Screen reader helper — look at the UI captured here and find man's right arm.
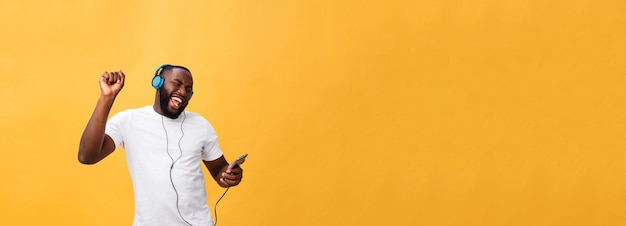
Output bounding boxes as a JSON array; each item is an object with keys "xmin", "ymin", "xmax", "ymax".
[{"xmin": 78, "ymin": 70, "xmax": 125, "ymax": 164}]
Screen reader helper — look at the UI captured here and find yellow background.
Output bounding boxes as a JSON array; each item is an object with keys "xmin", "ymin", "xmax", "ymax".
[{"xmin": 1, "ymin": 1, "xmax": 625, "ymax": 225}]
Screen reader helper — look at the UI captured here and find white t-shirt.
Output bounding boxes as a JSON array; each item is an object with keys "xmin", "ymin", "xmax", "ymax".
[{"xmin": 106, "ymin": 106, "xmax": 223, "ymax": 226}]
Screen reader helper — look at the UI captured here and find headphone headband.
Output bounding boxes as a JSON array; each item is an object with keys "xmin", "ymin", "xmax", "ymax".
[{"xmin": 155, "ymin": 64, "xmax": 172, "ymax": 76}]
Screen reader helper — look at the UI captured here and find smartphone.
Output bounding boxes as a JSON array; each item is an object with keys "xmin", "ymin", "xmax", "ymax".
[{"xmin": 228, "ymin": 153, "xmax": 248, "ymax": 170}]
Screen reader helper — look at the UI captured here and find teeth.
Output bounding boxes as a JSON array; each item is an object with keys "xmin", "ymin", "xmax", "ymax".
[{"xmin": 171, "ymin": 97, "xmax": 182, "ymax": 107}]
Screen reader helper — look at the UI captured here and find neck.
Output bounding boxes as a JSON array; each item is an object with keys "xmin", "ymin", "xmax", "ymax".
[{"xmin": 153, "ymin": 92, "xmax": 163, "ymax": 116}]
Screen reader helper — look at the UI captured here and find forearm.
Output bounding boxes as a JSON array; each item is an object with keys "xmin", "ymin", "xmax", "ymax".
[{"xmin": 78, "ymin": 95, "xmax": 116, "ymax": 164}]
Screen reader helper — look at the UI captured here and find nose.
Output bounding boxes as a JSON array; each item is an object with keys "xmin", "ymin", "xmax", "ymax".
[{"xmin": 177, "ymin": 87, "xmax": 192, "ymax": 100}]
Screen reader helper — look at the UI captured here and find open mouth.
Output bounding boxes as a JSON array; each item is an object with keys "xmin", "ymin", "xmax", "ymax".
[{"xmin": 170, "ymin": 96, "xmax": 185, "ymax": 109}]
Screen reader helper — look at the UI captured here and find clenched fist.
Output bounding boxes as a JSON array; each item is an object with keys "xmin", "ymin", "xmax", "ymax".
[{"xmin": 100, "ymin": 70, "xmax": 125, "ymax": 97}]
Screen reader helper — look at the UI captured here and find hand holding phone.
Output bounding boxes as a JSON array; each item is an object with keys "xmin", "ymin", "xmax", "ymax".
[{"xmin": 228, "ymin": 153, "xmax": 248, "ymax": 170}]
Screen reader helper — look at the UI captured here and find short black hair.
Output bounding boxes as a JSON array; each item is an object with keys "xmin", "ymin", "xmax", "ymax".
[{"xmin": 160, "ymin": 65, "xmax": 191, "ymax": 76}]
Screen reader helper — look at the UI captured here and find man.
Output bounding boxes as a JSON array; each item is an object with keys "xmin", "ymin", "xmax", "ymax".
[{"xmin": 78, "ymin": 64, "xmax": 243, "ymax": 226}]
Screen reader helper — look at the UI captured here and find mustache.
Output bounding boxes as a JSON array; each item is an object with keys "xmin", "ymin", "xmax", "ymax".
[{"xmin": 159, "ymin": 89, "xmax": 187, "ymax": 119}]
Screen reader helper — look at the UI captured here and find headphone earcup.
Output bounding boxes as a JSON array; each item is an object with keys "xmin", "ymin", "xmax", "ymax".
[
  {"xmin": 152, "ymin": 75, "xmax": 164, "ymax": 89},
  {"xmin": 152, "ymin": 64, "xmax": 171, "ymax": 90},
  {"xmin": 189, "ymin": 91, "xmax": 193, "ymax": 100}
]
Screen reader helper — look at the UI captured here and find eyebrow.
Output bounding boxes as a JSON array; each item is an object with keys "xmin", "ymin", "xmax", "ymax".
[
  {"xmin": 171, "ymin": 78, "xmax": 187, "ymax": 84},
  {"xmin": 172, "ymin": 78, "xmax": 193, "ymax": 87}
]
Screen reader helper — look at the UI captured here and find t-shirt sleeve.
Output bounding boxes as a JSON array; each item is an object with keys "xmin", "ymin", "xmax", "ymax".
[
  {"xmin": 202, "ymin": 121, "xmax": 223, "ymax": 161},
  {"xmin": 105, "ymin": 111, "xmax": 126, "ymax": 149}
]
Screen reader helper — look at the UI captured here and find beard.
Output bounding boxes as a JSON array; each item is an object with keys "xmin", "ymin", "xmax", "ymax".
[{"xmin": 159, "ymin": 88, "xmax": 187, "ymax": 119}]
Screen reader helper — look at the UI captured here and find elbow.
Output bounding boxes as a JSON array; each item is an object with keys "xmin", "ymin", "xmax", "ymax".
[
  {"xmin": 78, "ymin": 155, "xmax": 97, "ymax": 165},
  {"xmin": 78, "ymin": 158, "xmax": 97, "ymax": 165},
  {"xmin": 77, "ymin": 150, "xmax": 99, "ymax": 165}
]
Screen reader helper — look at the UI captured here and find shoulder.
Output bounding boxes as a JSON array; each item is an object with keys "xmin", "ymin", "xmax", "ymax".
[
  {"xmin": 183, "ymin": 110, "xmax": 209, "ymax": 123},
  {"xmin": 115, "ymin": 106, "xmax": 153, "ymax": 115},
  {"xmin": 183, "ymin": 110, "xmax": 218, "ymax": 130},
  {"xmin": 110, "ymin": 106, "xmax": 154, "ymax": 120}
]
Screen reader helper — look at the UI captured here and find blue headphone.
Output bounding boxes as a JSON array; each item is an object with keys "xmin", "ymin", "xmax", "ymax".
[
  {"xmin": 152, "ymin": 64, "xmax": 193, "ymax": 99},
  {"xmin": 151, "ymin": 64, "xmax": 170, "ymax": 89}
]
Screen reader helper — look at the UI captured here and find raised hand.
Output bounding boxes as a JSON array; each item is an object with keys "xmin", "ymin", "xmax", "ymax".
[
  {"xmin": 99, "ymin": 70, "xmax": 126, "ymax": 97},
  {"xmin": 78, "ymin": 69, "xmax": 126, "ymax": 164}
]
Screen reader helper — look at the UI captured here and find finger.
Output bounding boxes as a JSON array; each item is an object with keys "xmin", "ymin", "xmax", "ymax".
[
  {"xmin": 222, "ymin": 177, "xmax": 240, "ymax": 186},
  {"xmin": 222, "ymin": 171, "xmax": 242, "ymax": 181},
  {"xmin": 229, "ymin": 180, "xmax": 240, "ymax": 186},
  {"xmin": 118, "ymin": 69, "xmax": 126, "ymax": 84},
  {"xmin": 109, "ymin": 72, "xmax": 120, "ymax": 84},
  {"xmin": 227, "ymin": 163, "xmax": 244, "ymax": 173},
  {"xmin": 229, "ymin": 167, "xmax": 242, "ymax": 175},
  {"xmin": 104, "ymin": 72, "xmax": 115, "ymax": 85},
  {"xmin": 220, "ymin": 177, "xmax": 238, "ymax": 187},
  {"xmin": 219, "ymin": 178, "xmax": 229, "ymax": 187},
  {"xmin": 221, "ymin": 172, "xmax": 234, "ymax": 180},
  {"xmin": 101, "ymin": 72, "xmax": 111, "ymax": 83}
]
